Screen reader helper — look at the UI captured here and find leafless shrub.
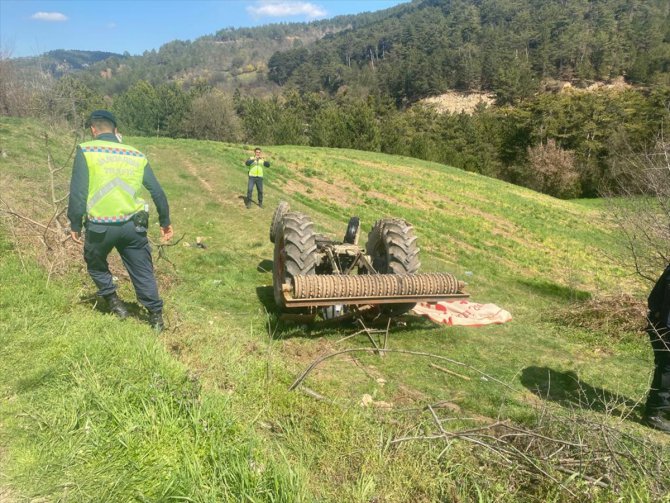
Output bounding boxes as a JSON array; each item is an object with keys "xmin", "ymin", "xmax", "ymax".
[
  {"xmin": 604, "ymin": 134, "xmax": 670, "ymax": 282},
  {"xmin": 392, "ymin": 396, "xmax": 669, "ymax": 500},
  {"xmin": 0, "ymin": 131, "xmax": 80, "ymax": 281},
  {"xmin": 525, "ymin": 139, "xmax": 581, "ymax": 199},
  {"xmin": 33, "ymin": 74, "xmax": 103, "ymax": 129},
  {"xmin": 552, "ymin": 293, "xmax": 647, "ymax": 340},
  {"xmin": 291, "ymin": 344, "xmax": 668, "ymax": 499},
  {"xmin": 0, "ymin": 51, "xmax": 34, "ymax": 117}
]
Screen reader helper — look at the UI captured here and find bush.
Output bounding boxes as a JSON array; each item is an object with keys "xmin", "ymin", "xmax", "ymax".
[
  {"xmin": 525, "ymin": 139, "xmax": 581, "ymax": 199},
  {"xmin": 0, "ymin": 57, "xmax": 34, "ymax": 117},
  {"xmin": 180, "ymin": 89, "xmax": 242, "ymax": 142}
]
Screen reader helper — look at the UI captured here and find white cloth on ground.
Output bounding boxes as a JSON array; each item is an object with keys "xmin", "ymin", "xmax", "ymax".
[{"xmin": 411, "ymin": 300, "xmax": 512, "ymax": 327}]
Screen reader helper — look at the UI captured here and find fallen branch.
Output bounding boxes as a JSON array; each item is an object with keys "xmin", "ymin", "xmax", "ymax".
[
  {"xmin": 556, "ymin": 467, "xmax": 610, "ymax": 489},
  {"xmin": 155, "ymin": 233, "xmax": 186, "ymax": 269},
  {"xmin": 0, "ymin": 201, "xmax": 60, "ymax": 234},
  {"xmin": 429, "ymin": 362, "xmax": 471, "ymax": 381},
  {"xmin": 299, "ymin": 386, "xmax": 335, "ymax": 403},
  {"xmin": 289, "ymin": 347, "xmax": 516, "ymax": 392}
]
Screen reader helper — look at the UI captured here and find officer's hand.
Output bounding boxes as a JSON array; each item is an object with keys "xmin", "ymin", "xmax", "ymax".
[
  {"xmin": 70, "ymin": 231, "xmax": 82, "ymax": 244},
  {"xmin": 160, "ymin": 225, "xmax": 174, "ymax": 242}
]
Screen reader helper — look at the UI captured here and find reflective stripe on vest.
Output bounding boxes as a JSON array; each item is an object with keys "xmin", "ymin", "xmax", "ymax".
[
  {"xmin": 81, "ymin": 139, "xmax": 147, "ymax": 223},
  {"xmin": 247, "ymin": 158, "xmax": 264, "ymax": 177}
]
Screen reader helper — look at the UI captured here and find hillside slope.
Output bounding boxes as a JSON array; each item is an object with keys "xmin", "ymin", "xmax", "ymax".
[
  {"xmin": 0, "ymin": 117, "xmax": 666, "ymax": 502},
  {"xmin": 11, "ymin": 2, "xmax": 414, "ymax": 96}
]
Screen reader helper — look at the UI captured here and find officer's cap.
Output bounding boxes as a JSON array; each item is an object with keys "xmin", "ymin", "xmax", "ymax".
[{"xmin": 89, "ymin": 109, "xmax": 117, "ymax": 127}]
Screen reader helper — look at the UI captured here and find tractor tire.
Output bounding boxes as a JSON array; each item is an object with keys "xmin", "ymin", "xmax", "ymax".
[
  {"xmin": 365, "ymin": 218, "xmax": 421, "ymax": 316},
  {"xmin": 273, "ymin": 211, "xmax": 317, "ymax": 309},
  {"xmin": 269, "ymin": 200, "xmax": 290, "ymax": 244}
]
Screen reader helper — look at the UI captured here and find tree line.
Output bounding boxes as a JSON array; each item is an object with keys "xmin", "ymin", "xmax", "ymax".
[
  {"xmin": 269, "ymin": 0, "xmax": 670, "ymax": 105},
  {"xmin": 6, "ymin": 68, "xmax": 666, "ymax": 199},
  {"xmin": 21, "ymin": 0, "xmax": 669, "ymax": 107}
]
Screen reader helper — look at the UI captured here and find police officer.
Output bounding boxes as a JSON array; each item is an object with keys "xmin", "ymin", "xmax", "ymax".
[
  {"xmin": 244, "ymin": 147, "xmax": 270, "ymax": 208},
  {"xmin": 68, "ymin": 110, "xmax": 173, "ymax": 331},
  {"xmin": 642, "ymin": 263, "xmax": 670, "ymax": 433}
]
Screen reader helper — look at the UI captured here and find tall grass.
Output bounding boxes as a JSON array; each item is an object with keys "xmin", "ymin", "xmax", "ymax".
[{"xmin": 0, "ymin": 235, "xmax": 307, "ymax": 502}]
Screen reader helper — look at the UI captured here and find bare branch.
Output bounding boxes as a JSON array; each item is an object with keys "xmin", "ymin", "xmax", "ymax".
[{"xmin": 289, "ymin": 347, "xmax": 517, "ymax": 392}]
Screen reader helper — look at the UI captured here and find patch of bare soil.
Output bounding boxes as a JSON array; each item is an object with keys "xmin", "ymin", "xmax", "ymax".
[
  {"xmin": 0, "ymin": 488, "xmax": 16, "ymax": 503},
  {"xmin": 179, "ymin": 154, "xmax": 238, "ymax": 209},
  {"xmin": 365, "ymin": 188, "xmax": 415, "ymax": 209},
  {"xmin": 281, "ymin": 162, "xmax": 416, "ymax": 211},
  {"xmin": 417, "ymin": 91, "xmax": 496, "ymax": 114},
  {"xmin": 390, "ymin": 383, "xmax": 432, "ymax": 407},
  {"xmin": 300, "ymin": 158, "xmax": 420, "ymax": 209},
  {"xmin": 349, "ymin": 158, "xmax": 413, "ymax": 175},
  {"xmin": 544, "ymin": 76, "xmax": 632, "ymax": 94},
  {"xmin": 182, "ymin": 158, "xmax": 215, "ymax": 194},
  {"xmin": 281, "ymin": 337, "xmax": 338, "ymax": 367},
  {"xmin": 283, "ymin": 177, "xmax": 354, "ymax": 205}
]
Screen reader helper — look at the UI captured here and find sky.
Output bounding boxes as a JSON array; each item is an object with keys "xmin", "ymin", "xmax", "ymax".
[{"xmin": 0, "ymin": 0, "xmax": 408, "ymax": 58}]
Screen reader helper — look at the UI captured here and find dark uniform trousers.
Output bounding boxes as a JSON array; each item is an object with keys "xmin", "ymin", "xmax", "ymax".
[
  {"xmin": 247, "ymin": 176, "xmax": 263, "ymax": 206},
  {"xmin": 84, "ymin": 220, "xmax": 163, "ymax": 313},
  {"xmin": 646, "ymin": 321, "xmax": 670, "ymax": 414}
]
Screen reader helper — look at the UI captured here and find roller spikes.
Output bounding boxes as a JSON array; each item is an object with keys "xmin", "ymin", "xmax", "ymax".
[{"xmin": 292, "ymin": 272, "xmax": 462, "ymax": 300}]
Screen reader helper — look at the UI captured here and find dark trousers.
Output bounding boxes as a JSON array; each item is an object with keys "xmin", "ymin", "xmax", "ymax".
[
  {"xmin": 84, "ymin": 220, "xmax": 163, "ymax": 313},
  {"xmin": 645, "ymin": 321, "xmax": 670, "ymax": 414},
  {"xmin": 246, "ymin": 176, "xmax": 263, "ymax": 205}
]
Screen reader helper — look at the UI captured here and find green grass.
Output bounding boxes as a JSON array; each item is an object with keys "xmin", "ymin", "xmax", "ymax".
[
  {"xmin": 1, "ymin": 117, "xmax": 668, "ymax": 502},
  {"xmin": 0, "ymin": 234, "xmax": 307, "ymax": 502}
]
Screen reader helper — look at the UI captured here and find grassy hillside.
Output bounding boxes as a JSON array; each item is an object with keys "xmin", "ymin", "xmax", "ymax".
[{"xmin": 0, "ymin": 116, "xmax": 667, "ymax": 502}]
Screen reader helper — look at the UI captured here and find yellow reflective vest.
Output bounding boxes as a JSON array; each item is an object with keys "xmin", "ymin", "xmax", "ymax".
[
  {"xmin": 247, "ymin": 157, "xmax": 266, "ymax": 177},
  {"xmin": 81, "ymin": 139, "xmax": 147, "ymax": 223}
]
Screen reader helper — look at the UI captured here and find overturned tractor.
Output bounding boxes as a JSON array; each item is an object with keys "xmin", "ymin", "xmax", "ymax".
[{"xmin": 270, "ymin": 201, "xmax": 468, "ymax": 320}]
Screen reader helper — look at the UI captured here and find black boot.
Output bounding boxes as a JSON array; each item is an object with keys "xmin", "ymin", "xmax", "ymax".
[
  {"xmin": 642, "ymin": 412, "xmax": 670, "ymax": 434},
  {"xmin": 148, "ymin": 310, "xmax": 164, "ymax": 332},
  {"xmin": 104, "ymin": 293, "xmax": 129, "ymax": 320}
]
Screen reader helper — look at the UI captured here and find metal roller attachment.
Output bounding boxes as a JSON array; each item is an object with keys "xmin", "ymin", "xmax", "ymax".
[{"xmin": 284, "ymin": 273, "xmax": 468, "ymax": 307}]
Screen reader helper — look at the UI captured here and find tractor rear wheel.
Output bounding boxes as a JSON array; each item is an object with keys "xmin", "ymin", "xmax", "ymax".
[
  {"xmin": 269, "ymin": 200, "xmax": 290, "ymax": 243},
  {"xmin": 365, "ymin": 218, "xmax": 421, "ymax": 316},
  {"xmin": 273, "ymin": 211, "xmax": 317, "ymax": 309}
]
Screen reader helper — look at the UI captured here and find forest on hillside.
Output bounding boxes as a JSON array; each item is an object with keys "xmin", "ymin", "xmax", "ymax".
[
  {"xmin": 10, "ymin": 3, "xmax": 410, "ymax": 97},
  {"xmin": 1, "ymin": 0, "xmax": 669, "ymax": 199},
  {"xmin": 269, "ymin": 0, "xmax": 670, "ymax": 104}
]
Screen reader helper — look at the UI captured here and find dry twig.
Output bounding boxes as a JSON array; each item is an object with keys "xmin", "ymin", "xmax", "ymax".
[
  {"xmin": 288, "ymin": 347, "xmax": 514, "ymax": 392},
  {"xmin": 429, "ymin": 362, "xmax": 471, "ymax": 381}
]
